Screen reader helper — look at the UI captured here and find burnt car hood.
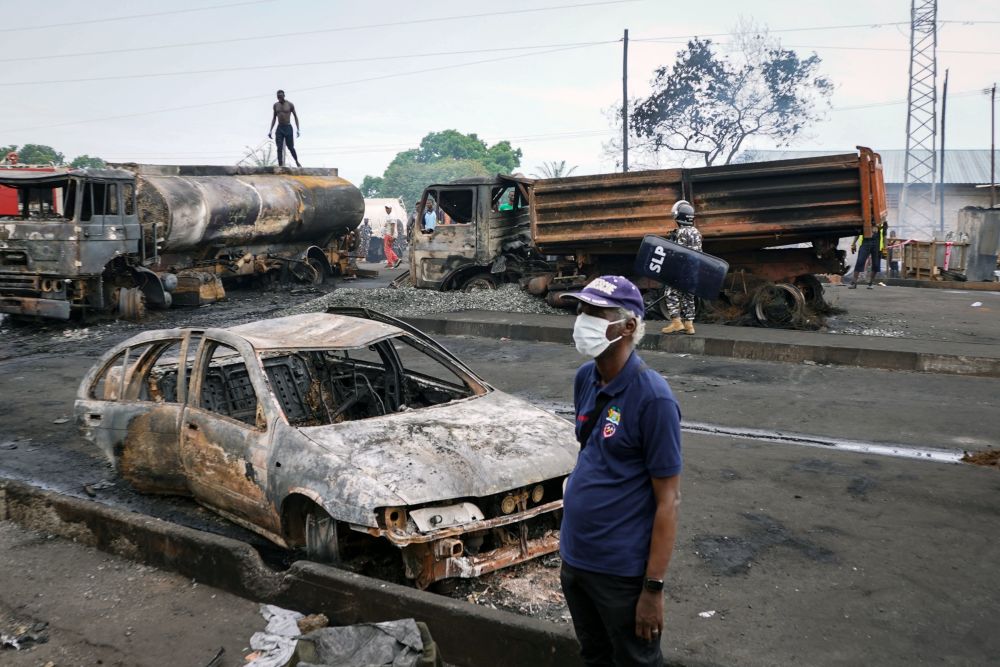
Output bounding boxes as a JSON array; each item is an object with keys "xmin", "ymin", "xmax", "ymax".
[{"xmin": 298, "ymin": 390, "xmax": 578, "ymax": 507}]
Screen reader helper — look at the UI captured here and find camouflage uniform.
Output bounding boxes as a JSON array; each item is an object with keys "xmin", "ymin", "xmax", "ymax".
[{"xmin": 664, "ymin": 225, "xmax": 703, "ymax": 320}]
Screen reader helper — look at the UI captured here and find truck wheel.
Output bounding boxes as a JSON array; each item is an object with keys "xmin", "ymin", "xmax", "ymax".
[
  {"xmin": 304, "ymin": 506, "xmax": 341, "ymax": 563},
  {"xmin": 306, "ymin": 258, "xmax": 326, "ymax": 285},
  {"xmin": 461, "ymin": 273, "xmax": 497, "ymax": 292},
  {"xmin": 116, "ymin": 287, "xmax": 146, "ymax": 321},
  {"xmin": 794, "ymin": 274, "xmax": 825, "ymax": 309},
  {"xmin": 753, "ymin": 283, "xmax": 804, "ymax": 328}
]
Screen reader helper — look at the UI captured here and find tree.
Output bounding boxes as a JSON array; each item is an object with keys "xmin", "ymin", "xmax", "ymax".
[
  {"xmin": 362, "ymin": 130, "xmax": 523, "ymax": 206},
  {"xmin": 0, "ymin": 144, "xmax": 66, "ymax": 165},
  {"xmin": 70, "ymin": 155, "xmax": 106, "ymax": 169},
  {"xmin": 12, "ymin": 144, "xmax": 65, "ymax": 165},
  {"xmin": 531, "ymin": 160, "xmax": 578, "ymax": 179},
  {"xmin": 612, "ymin": 22, "xmax": 832, "ymax": 167}
]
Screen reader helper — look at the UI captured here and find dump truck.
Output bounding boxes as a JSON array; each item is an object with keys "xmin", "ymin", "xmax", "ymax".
[
  {"xmin": 407, "ymin": 147, "xmax": 887, "ymax": 325},
  {"xmin": 0, "ymin": 164, "xmax": 364, "ymax": 320}
]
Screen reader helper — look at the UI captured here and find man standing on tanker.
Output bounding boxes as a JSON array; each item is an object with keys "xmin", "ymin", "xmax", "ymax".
[
  {"xmin": 661, "ymin": 200, "xmax": 703, "ymax": 335},
  {"xmin": 268, "ymin": 89, "xmax": 302, "ymax": 167}
]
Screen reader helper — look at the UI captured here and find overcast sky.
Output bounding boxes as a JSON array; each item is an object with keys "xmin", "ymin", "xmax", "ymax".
[{"xmin": 1, "ymin": 0, "xmax": 997, "ymax": 185}]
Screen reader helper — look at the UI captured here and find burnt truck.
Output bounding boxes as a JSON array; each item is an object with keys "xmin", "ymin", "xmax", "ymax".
[
  {"xmin": 0, "ymin": 164, "xmax": 364, "ymax": 321},
  {"xmin": 407, "ymin": 147, "xmax": 888, "ymax": 325}
]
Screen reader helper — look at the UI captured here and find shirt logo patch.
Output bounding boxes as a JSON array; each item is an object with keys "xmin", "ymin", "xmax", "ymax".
[
  {"xmin": 603, "ymin": 423, "xmax": 617, "ymax": 438},
  {"xmin": 606, "ymin": 406, "xmax": 621, "ymax": 425}
]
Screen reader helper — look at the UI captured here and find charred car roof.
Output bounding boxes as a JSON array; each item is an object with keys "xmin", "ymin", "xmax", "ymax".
[{"xmin": 223, "ymin": 312, "xmax": 403, "ymax": 351}]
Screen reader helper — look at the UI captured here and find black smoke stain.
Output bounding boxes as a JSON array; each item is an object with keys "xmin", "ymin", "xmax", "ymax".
[{"xmin": 692, "ymin": 512, "xmax": 836, "ymax": 576}]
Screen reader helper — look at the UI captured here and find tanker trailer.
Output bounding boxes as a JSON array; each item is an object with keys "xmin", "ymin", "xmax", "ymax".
[{"xmin": 0, "ymin": 164, "xmax": 363, "ymax": 321}]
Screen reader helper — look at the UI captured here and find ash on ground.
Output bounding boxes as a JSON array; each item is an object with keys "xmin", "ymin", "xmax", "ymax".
[
  {"xmin": 279, "ymin": 284, "xmax": 569, "ymax": 318},
  {"xmin": 448, "ymin": 554, "xmax": 571, "ymax": 623}
]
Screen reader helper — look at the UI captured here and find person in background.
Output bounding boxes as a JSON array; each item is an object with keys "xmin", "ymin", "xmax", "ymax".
[
  {"xmin": 382, "ymin": 204, "xmax": 402, "ymax": 268},
  {"xmin": 422, "ymin": 199, "xmax": 438, "ymax": 234},
  {"xmin": 887, "ymin": 229, "xmax": 900, "ymax": 279},
  {"xmin": 849, "ymin": 220, "xmax": 886, "ymax": 289},
  {"xmin": 559, "ymin": 275, "xmax": 683, "ymax": 667},
  {"xmin": 661, "ymin": 200, "xmax": 703, "ymax": 335},
  {"xmin": 499, "ymin": 189, "xmax": 517, "ymax": 211}
]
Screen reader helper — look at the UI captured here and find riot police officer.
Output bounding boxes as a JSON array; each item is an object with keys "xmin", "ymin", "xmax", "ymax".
[{"xmin": 661, "ymin": 200, "xmax": 703, "ymax": 335}]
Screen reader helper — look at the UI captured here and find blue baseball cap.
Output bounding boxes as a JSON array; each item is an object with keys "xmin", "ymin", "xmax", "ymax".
[{"xmin": 561, "ymin": 275, "xmax": 645, "ymax": 319}]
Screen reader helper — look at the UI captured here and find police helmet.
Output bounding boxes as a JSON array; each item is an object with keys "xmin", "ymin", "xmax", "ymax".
[{"xmin": 671, "ymin": 200, "xmax": 695, "ymax": 225}]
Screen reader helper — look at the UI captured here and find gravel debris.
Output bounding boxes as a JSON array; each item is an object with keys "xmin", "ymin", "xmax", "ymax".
[{"xmin": 278, "ymin": 284, "xmax": 570, "ymax": 318}]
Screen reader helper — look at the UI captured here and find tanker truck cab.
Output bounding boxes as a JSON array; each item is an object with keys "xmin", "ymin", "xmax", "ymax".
[
  {"xmin": 0, "ymin": 166, "xmax": 143, "ymax": 320},
  {"xmin": 410, "ymin": 175, "xmax": 533, "ymax": 291}
]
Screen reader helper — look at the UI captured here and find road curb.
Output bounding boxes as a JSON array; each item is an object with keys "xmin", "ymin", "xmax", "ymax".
[
  {"xmin": 0, "ymin": 478, "xmax": 582, "ymax": 667},
  {"xmin": 401, "ymin": 315, "xmax": 1000, "ymax": 378}
]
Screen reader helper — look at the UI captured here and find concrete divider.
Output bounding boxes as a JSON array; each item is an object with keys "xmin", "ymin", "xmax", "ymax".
[
  {"xmin": 0, "ymin": 478, "xmax": 585, "ymax": 667},
  {"xmin": 401, "ymin": 313, "xmax": 1000, "ymax": 378}
]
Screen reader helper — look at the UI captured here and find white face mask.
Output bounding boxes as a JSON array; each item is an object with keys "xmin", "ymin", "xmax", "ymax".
[{"xmin": 573, "ymin": 313, "xmax": 626, "ymax": 358}]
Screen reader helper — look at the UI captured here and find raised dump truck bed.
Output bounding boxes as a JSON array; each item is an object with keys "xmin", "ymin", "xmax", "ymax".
[
  {"xmin": 407, "ymin": 147, "xmax": 887, "ymax": 326},
  {"xmin": 530, "ymin": 148, "xmax": 886, "ymax": 256}
]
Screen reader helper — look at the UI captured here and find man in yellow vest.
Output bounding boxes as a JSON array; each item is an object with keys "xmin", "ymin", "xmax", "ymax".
[{"xmin": 849, "ymin": 221, "xmax": 886, "ymax": 289}]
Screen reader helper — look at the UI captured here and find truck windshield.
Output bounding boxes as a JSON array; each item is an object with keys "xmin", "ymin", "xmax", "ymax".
[{"xmin": 0, "ymin": 179, "xmax": 73, "ymax": 220}]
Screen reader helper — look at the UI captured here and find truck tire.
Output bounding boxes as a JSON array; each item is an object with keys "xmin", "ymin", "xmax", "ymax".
[
  {"xmin": 304, "ymin": 506, "xmax": 341, "ymax": 563},
  {"xmin": 753, "ymin": 283, "xmax": 804, "ymax": 328},
  {"xmin": 794, "ymin": 274, "xmax": 825, "ymax": 309},
  {"xmin": 116, "ymin": 287, "xmax": 147, "ymax": 321},
  {"xmin": 460, "ymin": 273, "xmax": 497, "ymax": 292}
]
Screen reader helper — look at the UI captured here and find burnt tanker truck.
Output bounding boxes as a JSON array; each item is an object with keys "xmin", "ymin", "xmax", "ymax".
[
  {"xmin": 406, "ymin": 147, "xmax": 888, "ymax": 326},
  {"xmin": 0, "ymin": 164, "xmax": 364, "ymax": 321}
]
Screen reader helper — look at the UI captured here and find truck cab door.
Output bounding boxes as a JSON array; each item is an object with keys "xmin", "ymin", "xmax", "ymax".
[{"xmin": 409, "ymin": 185, "xmax": 480, "ymax": 290}]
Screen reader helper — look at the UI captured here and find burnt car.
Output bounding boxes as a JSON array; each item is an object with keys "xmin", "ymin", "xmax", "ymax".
[{"xmin": 74, "ymin": 308, "xmax": 577, "ymax": 588}]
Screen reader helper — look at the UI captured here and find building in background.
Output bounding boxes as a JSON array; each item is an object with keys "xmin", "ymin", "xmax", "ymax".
[{"xmin": 747, "ymin": 150, "xmax": 999, "ymax": 240}]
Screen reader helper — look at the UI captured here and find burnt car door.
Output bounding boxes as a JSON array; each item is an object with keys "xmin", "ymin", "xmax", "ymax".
[
  {"xmin": 180, "ymin": 332, "xmax": 280, "ymax": 534},
  {"xmin": 75, "ymin": 331, "xmax": 193, "ymax": 492}
]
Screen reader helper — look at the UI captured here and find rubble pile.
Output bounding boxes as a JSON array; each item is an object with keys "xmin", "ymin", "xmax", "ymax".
[{"xmin": 279, "ymin": 284, "xmax": 569, "ymax": 318}]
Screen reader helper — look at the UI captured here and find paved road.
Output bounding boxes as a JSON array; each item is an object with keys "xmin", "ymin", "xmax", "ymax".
[{"xmin": 2, "ymin": 321, "xmax": 999, "ymax": 665}]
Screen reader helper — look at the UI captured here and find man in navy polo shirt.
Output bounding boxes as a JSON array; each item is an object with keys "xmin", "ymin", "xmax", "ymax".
[{"xmin": 560, "ymin": 275, "xmax": 682, "ymax": 666}]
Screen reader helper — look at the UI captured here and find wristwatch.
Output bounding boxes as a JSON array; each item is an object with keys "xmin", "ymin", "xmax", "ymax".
[{"xmin": 644, "ymin": 577, "xmax": 664, "ymax": 593}]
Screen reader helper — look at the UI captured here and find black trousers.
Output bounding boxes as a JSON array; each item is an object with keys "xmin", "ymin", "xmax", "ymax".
[
  {"xmin": 275, "ymin": 124, "xmax": 298, "ymax": 166},
  {"xmin": 561, "ymin": 562, "xmax": 663, "ymax": 667},
  {"xmin": 852, "ymin": 238, "xmax": 881, "ymax": 284}
]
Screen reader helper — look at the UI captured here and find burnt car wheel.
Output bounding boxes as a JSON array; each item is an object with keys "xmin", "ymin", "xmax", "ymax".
[{"xmin": 304, "ymin": 506, "xmax": 341, "ymax": 563}]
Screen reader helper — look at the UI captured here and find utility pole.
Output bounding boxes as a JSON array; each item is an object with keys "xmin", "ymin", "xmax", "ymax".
[
  {"xmin": 939, "ymin": 68, "xmax": 948, "ymax": 235},
  {"xmin": 899, "ymin": 0, "xmax": 938, "ymax": 238},
  {"xmin": 992, "ymin": 83, "xmax": 996, "ymax": 208},
  {"xmin": 622, "ymin": 28, "xmax": 629, "ymax": 173}
]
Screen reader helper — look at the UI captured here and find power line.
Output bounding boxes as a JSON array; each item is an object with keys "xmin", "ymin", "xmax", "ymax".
[
  {"xmin": 633, "ymin": 39, "xmax": 1000, "ymax": 57},
  {"xmin": 101, "ymin": 130, "xmax": 614, "ymax": 160},
  {"xmin": 0, "ymin": 0, "xmax": 637, "ymax": 64},
  {"xmin": 0, "ymin": 0, "xmax": 275, "ymax": 33},
  {"xmin": 6, "ymin": 42, "xmax": 612, "ymax": 133},
  {"xmin": 0, "ymin": 40, "xmax": 614, "ymax": 87},
  {"xmin": 630, "ymin": 18, "xmax": 999, "ymax": 43}
]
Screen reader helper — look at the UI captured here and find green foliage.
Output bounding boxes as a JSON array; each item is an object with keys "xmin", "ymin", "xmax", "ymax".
[
  {"xmin": 69, "ymin": 155, "xmax": 106, "ymax": 169},
  {"xmin": 363, "ymin": 130, "xmax": 522, "ymax": 205},
  {"xmin": 360, "ymin": 175, "xmax": 384, "ymax": 198},
  {"xmin": 624, "ymin": 26, "xmax": 832, "ymax": 166},
  {"xmin": 8, "ymin": 144, "xmax": 65, "ymax": 165},
  {"xmin": 1, "ymin": 144, "xmax": 108, "ymax": 168},
  {"xmin": 531, "ymin": 160, "xmax": 578, "ymax": 179}
]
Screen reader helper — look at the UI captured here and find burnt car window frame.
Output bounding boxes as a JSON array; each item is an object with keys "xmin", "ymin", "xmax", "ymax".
[
  {"xmin": 189, "ymin": 339, "xmax": 269, "ymax": 431},
  {"xmin": 131, "ymin": 333, "xmax": 200, "ymax": 404}
]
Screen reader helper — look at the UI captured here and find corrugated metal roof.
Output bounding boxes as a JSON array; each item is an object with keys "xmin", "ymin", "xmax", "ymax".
[{"xmin": 745, "ymin": 150, "xmax": 1000, "ymax": 185}]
